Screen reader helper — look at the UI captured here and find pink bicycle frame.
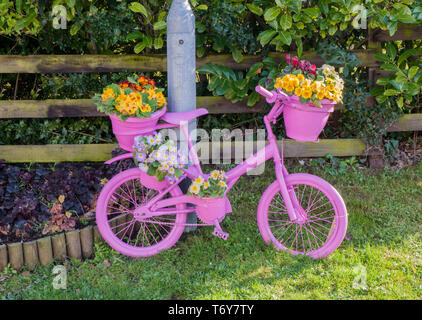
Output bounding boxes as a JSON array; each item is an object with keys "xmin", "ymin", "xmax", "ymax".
[{"xmin": 139, "ymin": 89, "xmax": 302, "ymax": 223}]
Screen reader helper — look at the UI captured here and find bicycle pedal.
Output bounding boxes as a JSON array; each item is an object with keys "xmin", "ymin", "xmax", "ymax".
[{"xmin": 212, "ymin": 228, "xmax": 229, "ymax": 240}]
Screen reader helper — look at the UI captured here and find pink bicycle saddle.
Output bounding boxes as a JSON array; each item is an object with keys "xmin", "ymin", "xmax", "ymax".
[{"xmin": 161, "ymin": 108, "xmax": 208, "ymax": 125}]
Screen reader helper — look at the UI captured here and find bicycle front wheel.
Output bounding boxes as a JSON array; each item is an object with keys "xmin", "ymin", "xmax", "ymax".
[
  {"xmin": 257, "ymin": 173, "xmax": 348, "ymax": 259},
  {"xmin": 96, "ymin": 168, "xmax": 187, "ymax": 258}
]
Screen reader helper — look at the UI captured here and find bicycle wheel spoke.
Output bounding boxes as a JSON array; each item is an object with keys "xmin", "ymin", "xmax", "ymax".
[{"xmin": 265, "ymin": 178, "xmax": 347, "ymax": 258}]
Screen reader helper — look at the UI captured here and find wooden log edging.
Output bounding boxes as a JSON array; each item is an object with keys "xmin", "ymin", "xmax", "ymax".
[{"xmin": 0, "ymin": 225, "xmax": 104, "ymax": 272}]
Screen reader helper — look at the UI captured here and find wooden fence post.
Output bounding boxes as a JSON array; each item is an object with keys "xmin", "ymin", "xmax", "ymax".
[
  {"xmin": 37, "ymin": 236, "xmax": 54, "ymax": 266},
  {"xmin": 367, "ymin": 28, "xmax": 385, "ymax": 168},
  {"xmin": 0, "ymin": 244, "xmax": 8, "ymax": 271},
  {"xmin": 23, "ymin": 241, "xmax": 39, "ymax": 271}
]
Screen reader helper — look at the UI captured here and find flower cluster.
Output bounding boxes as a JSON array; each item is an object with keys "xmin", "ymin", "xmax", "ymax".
[
  {"xmin": 93, "ymin": 74, "xmax": 166, "ymax": 121},
  {"xmin": 286, "ymin": 54, "xmax": 316, "ymax": 75},
  {"xmin": 274, "ymin": 57, "xmax": 344, "ymax": 106},
  {"xmin": 133, "ymin": 132, "xmax": 188, "ymax": 184},
  {"xmin": 187, "ymin": 170, "xmax": 228, "ymax": 198}
]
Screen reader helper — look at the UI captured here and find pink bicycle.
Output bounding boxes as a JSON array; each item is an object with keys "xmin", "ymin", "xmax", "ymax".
[{"xmin": 96, "ymin": 86, "xmax": 348, "ymax": 259}]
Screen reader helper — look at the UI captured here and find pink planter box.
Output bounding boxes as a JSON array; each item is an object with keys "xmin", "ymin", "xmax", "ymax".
[
  {"xmin": 283, "ymin": 96, "xmax": 335, "ymax": 142},
  {"xmin": 109, "ymin": 107, "xmax": 167, "ymax": 151}
]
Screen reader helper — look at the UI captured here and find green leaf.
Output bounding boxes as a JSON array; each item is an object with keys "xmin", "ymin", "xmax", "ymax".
[
  {"xmin": 246, "ymin": 62, "xmax": 263, "ymax": 79},
  {"xmin": 154, "ymin": 37, "xmax": 163, "ymax": 49},
  {"xmin": 384, "ymin": 89, "xmax": 400, "ymax": 96},
  {"xmin": 386, "ymin": 42, "xmax": 397, "ymax": 60},
  {"xmin": 381, "ymin": 63, "xmax": 399, "ymax": 72},
  {"xmin": 279, "ymin": 30, "xmax": 292, "ymax": 45},
  {"xmin": 143, "ymin": 35, "xmax": 153, "ymax": 48},
  {"xmin": 127, "ymin": 31, "xmax": 143, "ymax": 41},
  {"xmin": 374, "ymin": 53, "xmax": 390, "ymax": 63},
  {"xmin": 376, "ymin": 78, "xmax": 389, "ymax": 86},
  {"xmin": 15, "ymin": 0, "xmax": 22, "ymax": 13},
  {"xmin": 196, "ymin": 4, "xmax": 208, "ymax": 10},
  {"xmin": 153, "ymin": 21, "xmax": 166, "ymax": 31},
  {"xmin": 296, "ymin": 38, "xmax": 303, "ymax": 57},
  {"xmin": 246, "ymin": 3, "xmax": 263, "ymax": 16},
  {"xmin": 280, "ymin": 14, "xmax": 292, "ymax": 30},
  {"xmin": 232, "ymin": 47, "xmax": 243, "ymax": 63},
  {"xmin": 247, "ymin": 92, "xmax": 260, "ymax": 107},
  {"xmin": 264, "ymin": 7, "xmax": 281, "ymax": 22},
  {"xmin": 70, "ymin": 23, "xmax": 82, "ymax": 36},
  {"xmin": 257, "ymin": 30, "xmax": 277, "ymax": 46},
  {"xmin": 408, "ymin": 66, "xmax": 419, "ymax": 79},
  {"xmin": 134, "ymin": 41, "xmax": 146, "ymax": 54},
  {"xmin": 129, "ymin": 2, "xmax": 149, "ymax": 18},
  {"xmin": 196, "ymin": 47, "xmax": 205, "ymax": 58},
  {"xmin": 398, "ymin": 48, "xmax": 422, "ymax": 65},
  {"xmin": 397, "ymin": 96, "xmax": 404, "ymax": 108}
]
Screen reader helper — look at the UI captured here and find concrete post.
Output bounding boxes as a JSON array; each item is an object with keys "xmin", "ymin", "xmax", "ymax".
[{"xmin": 167, "ymin": 0, "xmax": 197, "ymax": 231}]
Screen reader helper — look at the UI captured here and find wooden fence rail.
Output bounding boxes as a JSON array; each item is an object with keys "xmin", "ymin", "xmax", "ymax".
[{"xmin": 0, "ymin": 23, "xmax": 421, "ymax": 163}]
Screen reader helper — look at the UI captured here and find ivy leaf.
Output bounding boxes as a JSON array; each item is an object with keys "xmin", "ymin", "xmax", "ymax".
[
  {"xmin": 129, "ymin": 2, "xmax": 149, "ymax": 19},
  {"xmin": 246, "ymin": 4, "xmax": 263, "ymax": 16},
  {"xmin": 264, "ymin": 7, "xmax": 281, "ymax": 22}
]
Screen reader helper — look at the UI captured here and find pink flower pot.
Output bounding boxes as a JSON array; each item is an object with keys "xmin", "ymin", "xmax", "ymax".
[
  {"xmin": 194, "ymin": 197, "xmax": 227, "ymax": 224},
  {"xmin": 109, "ymin": 107, "xmax": 166, "ymax": 151},
  {"xmin": 283, "ymin": 95, "xmax": 336, "ymax": 142}
]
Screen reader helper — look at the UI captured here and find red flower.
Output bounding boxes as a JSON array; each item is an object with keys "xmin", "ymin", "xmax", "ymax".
[
  {"xmin": 310, "ymin": 64, "xmax": 316, "ymax": 75},
  {"xmin": 285, "ymin": 53, "xmax": 291, "ymax": 65},
  {"xmin": 292, "ymin": 56, "xmax": 299, "ymax": 67}
]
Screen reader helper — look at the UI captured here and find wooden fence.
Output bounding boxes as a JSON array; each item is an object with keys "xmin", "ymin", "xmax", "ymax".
[{"xmin": 0, "ymin": 24, "xmax": 421, "ymax": 163}]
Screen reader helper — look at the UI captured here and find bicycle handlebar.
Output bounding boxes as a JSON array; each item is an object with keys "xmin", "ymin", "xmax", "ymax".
[{"xmin": 255, "ymin": 85, "xmax": 276, "ymax": 103}]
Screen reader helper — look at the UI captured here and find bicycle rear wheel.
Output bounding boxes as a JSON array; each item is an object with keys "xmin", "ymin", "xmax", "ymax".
[
  {"xmin": 257, "ymin": 173, "xmax": 348, "ymax": 259},
  {"xmin": 96, "ymin": 168, "xmax": 187, "ymax": 257}
]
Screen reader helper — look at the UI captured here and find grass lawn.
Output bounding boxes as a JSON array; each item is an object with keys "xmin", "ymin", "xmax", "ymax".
[{"xmin": 1, "ymin": 161, "xmax": 421, "ymax": 300}]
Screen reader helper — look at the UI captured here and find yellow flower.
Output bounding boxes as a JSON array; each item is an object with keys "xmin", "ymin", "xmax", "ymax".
[
  {"xmin": 189, "ymin": 183, "xmax": 200, "ymax": 195},
  {"xmin": 274, "ymin": 78, "xmax": 283, "ymax": 89},
  {"xmin": 218, "ymin": 181, "xmax": 227, "ymax": 188},
  {"xmin": 210, "ymin": 170, "xmax": 220, "ymax": 180},
  {"xmin": 316, "ymin": 90, "xmax": 325, "ymax": 100},
  {"xmin": 302, "ymin": 89, "xmax": 312, "ymax": 99},
  {"xmin": 297, "ymin": 73, "xmax": 305, "ymax": 82},
  {"xmin": 218, "ymin": 171, "xmax": 227, "ymax": 180},
  {"xmin": 101, "ymin": 88, "xmax": 115, "ymax": 102},
  {"xmin": 289, "ymin": 78, "xmax": 299, "ymax": 87},
  {"xmin": 203, "ymin": 181, "xmax": 210, "ymax": 190},
  {"xmin": 194, "ymin": 176, "xmax": 204, "ymax": 185},
  {"xmin": 294, "ymin": 87, "xmax": 303, "ymax": 96},
  {"xmin": 286, "ymin": 84, "xmax": 295, "ymax": 92}
]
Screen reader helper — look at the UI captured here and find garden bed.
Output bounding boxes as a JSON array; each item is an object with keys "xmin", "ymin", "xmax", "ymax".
[{"xmin": 0, "ymin": 149, "xmax": 135, "ymax": 246}]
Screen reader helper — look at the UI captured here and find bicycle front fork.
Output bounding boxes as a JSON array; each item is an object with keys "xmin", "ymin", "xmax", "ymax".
[{"xmin": 266, "ymin": 123, "xmax": 304, "ymax": 223}]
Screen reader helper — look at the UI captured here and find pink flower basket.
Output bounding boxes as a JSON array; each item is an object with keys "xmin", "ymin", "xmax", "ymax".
[
  {"xmin": 283, "ymin": 95, "xmax": 336, "ymax": 142},
  {"xmin": 195, "ymin": 197, "xmax": 227, "ymax": 224},
  {"xmin": 109, "ymin": 107, "xmax": 167, "ymax": 151}
]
